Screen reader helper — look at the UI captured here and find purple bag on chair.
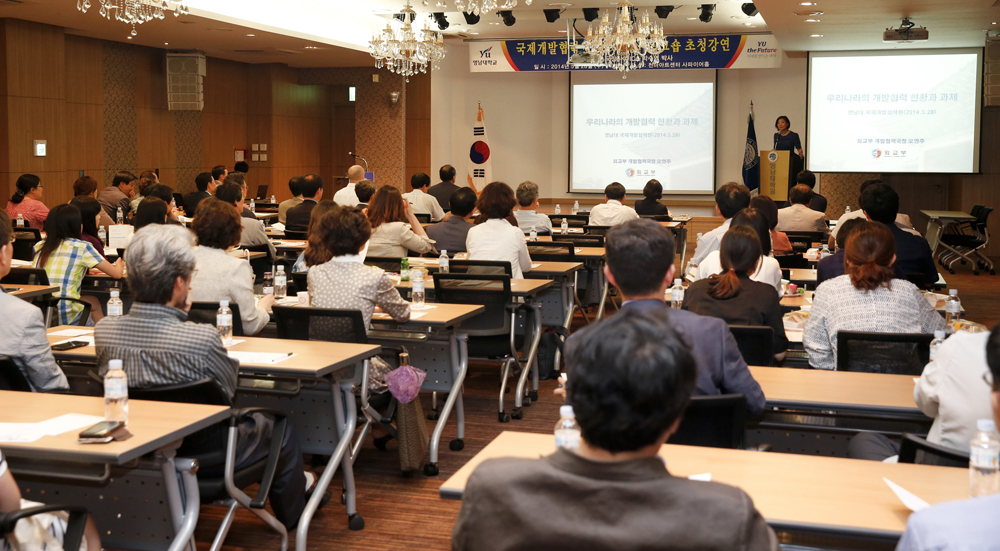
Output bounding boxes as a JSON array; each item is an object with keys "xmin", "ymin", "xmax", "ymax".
[{"xmin": 385, "ymin": 352, "xmax": 426, "ymax": 404}]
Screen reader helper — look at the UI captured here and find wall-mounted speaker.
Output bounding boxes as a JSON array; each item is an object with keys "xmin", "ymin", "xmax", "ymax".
[{"xmin": 166, "ymin": 53, "xmax": 206, "ymax": 111}]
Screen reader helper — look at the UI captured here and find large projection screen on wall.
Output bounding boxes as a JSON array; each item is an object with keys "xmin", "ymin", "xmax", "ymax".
[
  {"xmin": 808, "ymin": 49, "xmax": 982, "ymax": 173},
  {"xmin": 570, "ymin": 70, "xmax": 716, "ymax": 194}
]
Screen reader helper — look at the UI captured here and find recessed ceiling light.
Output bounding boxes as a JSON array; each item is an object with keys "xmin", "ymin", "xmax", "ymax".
[
  {"xmin": 164, "ymin": 42, "xmax": 169, "ymax": 45},
  {"xmin": 686, "ymin": 17, "xmax": 697, "ymax": 20},
  {"xmin": 743, "ymin": 23, "xmax": 754, "ymax": 27},
  {"xmin": 810, "ymin": 34, "xmax": 823, "ymax": 37},
  {"xmin": 799, "ymin": 2, "xmax": 816, "ymax": 4},
  {"xmin": 246, "ymin": 33, "xmax": 256, "ymax": 37},
  {"xmin": 489, "ymin": 22, "xmax": 499, "ymax": 25},
  {"xmin": 557, "ymin": 30, "xmax": 567, "ymax": 33},
  {"xmin": 126, "ymin": 36, "xmax": 132, "ymax": 39},
  {"xmin": 304, "ymin": 46, "xmax": 318, "ymax": 49},
  {"xmin": 793, "ymin": 11, "xmax": 823, "ymax": 16},
  {"xmin": 805, "ymin": 19, "xmax": 820, "ymax": 22}
]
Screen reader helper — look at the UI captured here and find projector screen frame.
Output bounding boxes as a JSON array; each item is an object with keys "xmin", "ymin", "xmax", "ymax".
[
  {"xmin": 806, "ymin": 48, "xmax": 983, "ymax": 175},
  {"xmin": 568, "ymin": 70, "xmax": 718, "ymax": 195}
]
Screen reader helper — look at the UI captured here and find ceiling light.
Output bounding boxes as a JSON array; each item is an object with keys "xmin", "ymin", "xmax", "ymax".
[
  {"xmin": 246, "ymin": 34, "xmax": 256, "ymax": 36},
  {"xmin": 698, "ymin": 4, "xmax": 715, "ymax": 23},
  {"xmin": 654, "ymin": 5, "xmax": 674, "ymax": 19},
  {"xmin": 370, "ymin": 2, "xmax": 446, "ymax": 82},
  {"xmin": 304, "ymin": 46, "xmax": 318, "ymax": 49},
  {"xmin": 799, "ymin": 2, "xmax": 816, "ymax": 4},
  {"xmin": 543, "ymin": 8, "xmax": 561, "ymax": 22},
  {"xmin": 793, "ymin": 11, "xmax": 823, "ymax": 16},
  {"xmin": 741, "ymin": 3, "xmax": 757, "ymax": 17},
  {"xmin": 126, "ymin": 36, "xmax": 132, "ymax": 39},
  {"xmin": 80, "ymin": 0, "xmax": 190, "ymax": 36},
  {"xmin": 433, "ymin": 12, "xmax": 449, "ymax": 29},
  {"xmin": 805, "ymin": 19, "xmax": 820, "ymax": 22},
  {"xmin": 810, "ymin": 34, "xmax": 823, "ymax": 37},
  {"xmin": 583, "ymin": 7, "xmax": 599, "ymax": 21},
  {"xmin": 463, "ymin": 11, "xmax": 481, "ymax": 24},
  {"xmin": 164, "ymin": 42, "xmax": 169, "ymax": 45},
  {"xmin": 686, "ymin": 17, "xmax": 697, "ymax": 20},
  {"xmin": 743, "ymin": 23, "xmax": 753, "ymax": 27},
  {"xmin": 499, "ymin": 10, "xmax": 515, "ymax": 26}
]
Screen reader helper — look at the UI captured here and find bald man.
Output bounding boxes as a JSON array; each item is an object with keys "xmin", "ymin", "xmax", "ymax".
[{"xmin": 334, "ymin": 165, "xmax": 364, "ymax": 207}]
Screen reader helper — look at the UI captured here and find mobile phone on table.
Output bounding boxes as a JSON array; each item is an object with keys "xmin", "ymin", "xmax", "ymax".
[
  {"xmin": 52, "ymin": 340, "xmax": 90, "ymax": 351},
  {"xmin": 78, "ymin": 421, "xmax": 123, "ymax": 443}
]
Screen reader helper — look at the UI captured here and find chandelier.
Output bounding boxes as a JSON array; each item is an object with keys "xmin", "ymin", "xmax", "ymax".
[
  {"xmin": 583, "ymin": 0, "xmax": 666, "ymax": 77},
  {"xmin": 451, "ymin": 0, "xmax": 531, "ymax": 16},
  {"xmin": 370, "ymin": 2, "xmax": 447, "ymax": 82},
  {"xmin": 77, "ymin": 0, "xmax": 190, "ymax": 36}
]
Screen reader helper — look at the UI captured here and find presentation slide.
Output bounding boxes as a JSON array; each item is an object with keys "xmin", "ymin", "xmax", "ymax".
[
  {"xmin": 808, "ymin": 51, "xmax": 981, "ymax": 173},
  {"xmin": 570, "ymin": 81, "xmax": 715, "ymax": 194}
]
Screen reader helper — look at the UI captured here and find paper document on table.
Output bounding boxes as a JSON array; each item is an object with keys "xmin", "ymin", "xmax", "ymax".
[
  {"xmin": 227, "ymin": 351, "xmax": 296, "ymax": 365},
  {"xmin": 271, "ymin": 222, "xmax": 285, "ymax": 232},
  {"xmin": 0, "ymin": 423, "xmax": 44, "ymax": 443},
  {"xmin": 53, "ymin": 336, "xmax": 95, "ymax": 346},
  {"xmin": 35, "ymin": 413, "xmax": 106, "ymax": 436},
  {"xmin": 688, "ymin": 473, "xmax": 712, "ymax": 481},
  {"xmin": 575, "ymin": 248, "xmax": 583, "ymax": 253},
  {"xmin": 224, "ymin": 339, "xmax": 247, "ymax": 348},
  {"xmin": 49, "ymin": 329, "xmax": 94, "ymax": 337},
  {"xmin": 884, "ymin": 478, "xmax": 930, "ymax": 512},
  {"xmin": 531, "ymin": 263, "xmax": 541, "ymax": 268},
  {"xmin": 10, "ymin": 259, "xmax": 30, "ymax": 267}
]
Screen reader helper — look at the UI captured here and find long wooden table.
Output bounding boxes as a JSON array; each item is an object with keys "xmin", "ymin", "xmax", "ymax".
[
  {"xmin": 1, "ymin": 390, "xmax": 229, "ymax": 551},
  {"xmin": 3, "ymin": 283, "xmax": 59, "ymax": 300},
  {"xmin": 440, "ymin": 431, "xmax": 967, "ymax": 542}
]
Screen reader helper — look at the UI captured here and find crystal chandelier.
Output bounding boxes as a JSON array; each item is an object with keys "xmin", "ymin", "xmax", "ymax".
[
  {"xmin": 77, "ymin": 0, "xmax": 190, "ymax": 36},
  {"xmin": 450, "ymin": 0, "xmax": 531, "ymax": 17},
  {"xmin": 583, "ymin": 0, "xmax": 666, "ymax": 77},
  {"xmin": 370, "ymin": 2, "xmax": 447, "ymax": 82}
]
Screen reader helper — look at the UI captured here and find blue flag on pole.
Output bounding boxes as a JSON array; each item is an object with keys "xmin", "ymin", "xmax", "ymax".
[{"xmin": 742, "ymin": 102, "xmax": 760, "ymax": 195}]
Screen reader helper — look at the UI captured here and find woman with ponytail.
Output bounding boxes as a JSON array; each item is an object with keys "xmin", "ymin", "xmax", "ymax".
[
  {"xmin": 683, "ymin": 225, "xmax": 788, "ymax": 362},
  {"xmin": 5, "ymin": 174, "xmax": 48, "ymax": 228},
  {"xmin": 694, "ymin": 207, "xmax": 783, "ymax": 294},
  {"xmin": 803, "ymin": 221, "xmax": 945, "ymax": 370}
]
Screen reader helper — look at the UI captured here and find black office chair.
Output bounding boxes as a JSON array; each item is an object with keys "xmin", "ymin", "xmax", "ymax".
[
  {"xmin": 291, "ymin": 271, "xmax": 308, "ymax": 296},
  {"xmin": 364, "ymin": 257, "xmax": 404, "ymax": 272},
  {"xmin": 836, "ymin": 331, "xmax": 934, "ymax": 375},
  {"xmin": 728, "ymin": 325, "xmax": 774, "ymax": 367},
  {"xmin": 775, "ymin": 254, "xmax": 809, "ymax": 269},
  {"xmin": 548, "ymin": 214, "xmax": 589, "ymax": 228},
  {"xmin": 668, "ymin": 394, "xmax": 747, "ymax": 449},
  {"xmin": 129, "ymin": 378, "xmax": 291, "ymax": 550},
  {"xmin": 1, "ymin": 268, "xmax": 92, "ymax": 326},
  {"xmin": 186, "ymin": 301, "xmax": 246, "ymax": 337},
  {"xmin": 414, "ymin": 213, "xmax": 431, "ymax": 224},
  {"xmin": 282, "ymin": 230, "xmax": 308, "ymax": 241},
  {"xmin": 639, "ymin": 214, "xmax": 672, "ymax": 222},
  {"xmin": 436, "ymin": 260, "xmax": 512, "ymax": 276},
  {"xmin": 12, "ymin": 229, "xmax": 40, "ymax": 262},
  {"xmin": 172, "ymin": 193, "xmax": 186, "ymax": 212},
  {"xmin": 583, "ymin": 225, "xmax": 612, "ymax": 236},
  {"xmin": 242, "ymin": 243, "xmax": 274, "ymax": 284},
  {"xmin": 940, "ymin": 207, "xmax": 994, "ymax": 275},
  {"xmin": 551, "ymin": 234, "xmax": 604, "ymax": 247},
  {"xmin": 1, "ymin": 504, "xmax": 88, "ymax": 551},
  {"xmin": 899, "ymin": 433, "xmax": 970, "ymax": 468},
  {"xmin": 0, "ymin": 355, "xmax": 31, "ymax": 391},
  {"xmin": 784, "ymin": 231, "xmax": 825, "ymax": 253},
  {"xmin": 525, "ymin": 242, "xmax": 576, "ymax": 262}
]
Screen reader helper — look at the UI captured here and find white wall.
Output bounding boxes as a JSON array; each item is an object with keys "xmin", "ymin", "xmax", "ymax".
[{"xmin": 431, "ymin": 44, "xmax": 807, "ymax": 201}]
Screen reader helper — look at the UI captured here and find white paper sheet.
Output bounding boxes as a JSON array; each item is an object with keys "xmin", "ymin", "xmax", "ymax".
[
  {"xmin": 227, "ymin": 351, "xmax": 296, "ymax": 365},
  {"xmin": 223, "ymin": 339, "xmax": 247, "ymax": 348},
  {"xmin": 35, "ymin": 413, "xmax": 106, "ymax": 436},
  {"xmin": 108, "ymin": 225, "xmax": 133, "ymax": 250},
  {"xmin": 531, "ymin": 263, "xmax": 541, "ymax": 268},
  {"xmin": 687, "ymin": 473, "xmax": 712, "ymax": 481},
  {"xmin": 0, "ymin": 423, "xmax": 44, "ymax": 443},
  {"xmin": 53, "ymin": 336, "xmax": 95, "ymax": 346},
  {"xmin": 49, "ymin": 329, "xmax": 94, "ymax": 337},
  {"xmin": 884, "ymin": 478, "xmax": 930, "ymax": 512},
  {"xmin": 10, "ymin": 259, "xmax": 30, "ymax": 267}
]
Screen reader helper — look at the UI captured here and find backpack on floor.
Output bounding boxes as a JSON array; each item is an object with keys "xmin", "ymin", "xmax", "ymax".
[{"xmin": 537, "ymin": 326, "xmax": 571, "ymax": 381}]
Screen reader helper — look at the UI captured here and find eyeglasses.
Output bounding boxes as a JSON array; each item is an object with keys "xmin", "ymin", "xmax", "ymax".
[{"xmin": 984, "ymin": 370, "xmax": 995, "ymax": 389}]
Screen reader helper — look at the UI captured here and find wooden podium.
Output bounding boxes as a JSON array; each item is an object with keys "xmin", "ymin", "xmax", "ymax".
[{"xmin": 759, "ymin": 150, "xmax": 791, "ymax": 202}]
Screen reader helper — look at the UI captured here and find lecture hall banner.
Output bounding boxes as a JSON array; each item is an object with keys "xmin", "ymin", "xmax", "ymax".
[{"xmin": 469, "ymin": 34, "xmax": 781, "ymax": 72}]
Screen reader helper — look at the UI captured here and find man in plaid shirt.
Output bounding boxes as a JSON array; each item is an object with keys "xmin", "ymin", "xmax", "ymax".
[{"xmin": 94, "ymin": 224, "xmax": 315, "ymax": 529}]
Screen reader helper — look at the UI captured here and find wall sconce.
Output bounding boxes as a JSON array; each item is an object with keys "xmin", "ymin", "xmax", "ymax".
[{"xmin": 390, "ymin": 91, "xmax": 401, "ymax": 104}]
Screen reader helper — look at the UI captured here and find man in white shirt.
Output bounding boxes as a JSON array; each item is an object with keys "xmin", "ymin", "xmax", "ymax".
[
  {"xmin": 513, "ymin": 181, "xmax": 553, "ymax": 234},
  {"xmin": 403, "ymin": 172, "xmax": 445, "ymax": 221},
  {"xmin": 828, "ymin": 178, "xmax": 920, "ymax": 248},
  {"xmin": 776, "ymin": 184, "xmax": 828, "ymax": 237},
  {"xmin": 690, "ymin": 182, "xmax": 751, "ymax": 266},
  {"xmin": 588, "ymin": 182, "xmax": 639, "ymax": 227},
  {"xmin": 333, "ymin": 165, "xmax": 364, "ymax": 207}
]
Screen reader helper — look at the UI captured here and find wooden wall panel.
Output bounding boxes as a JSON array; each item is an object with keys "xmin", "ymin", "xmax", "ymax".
[
  {"xmin": 201, "ymin": 111, "xmax": 248, "ymax": 171},
  {"xmin": 404, "ymin": 72, "xmax": 431, "ymax": 188},
  {"xmin": 64, "ymin": 102, "xmax": 104, "ymax": 176},
  {"xmin": 136, "ymin": 107, "xmax": 176, "ymax": 186},
  {"xmin": 64, "ymin": 35, "xmax": 103, "ymax": 106},
  {"xmin": 134, "ymin": 46, "xmax": 167, "ymax": 110},
  {"xmin": 203, "ymin": 58, "xmax": 249, "ymax": 116},
  {"xmin": 332, "ymin": 103, "xmax": 356, "ymax": 192},
  {"xmin": 3, "ymin": 19, "xmax": 64, "ymax": 100}
]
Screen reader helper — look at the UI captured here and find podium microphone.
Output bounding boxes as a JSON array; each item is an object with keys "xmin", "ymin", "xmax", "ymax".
[{"xmin": 348, "ymin": 152, "xmax": 369, "ymax": 172}]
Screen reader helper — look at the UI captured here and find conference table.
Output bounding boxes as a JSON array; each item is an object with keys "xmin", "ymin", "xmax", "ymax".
[
  {"xmin": 440, "ymin": 431, "xmax": 967, "ymax": 543},
  {"xmin": 920, "ymin": 210, "xmax": 976, "ymax": 254},
  {"xmin": 1, "ymin": 390, "xmax": 230, "ymax": 551},
  {"xmin": 3, "ymin": 283, "xmax": 59, "ymax": 300}
]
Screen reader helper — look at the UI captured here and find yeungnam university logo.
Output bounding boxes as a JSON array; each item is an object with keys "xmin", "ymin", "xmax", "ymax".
[{"xmin": 767, "ymin": 151, "xmax": 778, "ymax": 163}]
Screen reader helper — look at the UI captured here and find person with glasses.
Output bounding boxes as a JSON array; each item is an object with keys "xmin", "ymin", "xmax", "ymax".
[{"xmin": 5, "ymin": 174, "xmax": 48, "ymax": 229}]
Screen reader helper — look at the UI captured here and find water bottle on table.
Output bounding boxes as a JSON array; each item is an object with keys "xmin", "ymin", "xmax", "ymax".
[
  {"xmin": 970, "ymin": 419, "xmax": 1000, "ymax": 497},
  {"xmin": 15, "ymin": 214, "xmax": 23, "ymax": 228},
  {"xmin": 274, "ymin": 265, "xmax": 287, "ymax": 299},
  {"xmin": 572, "ymin": 201, "xmax": 580, "ymax": 215},
  {"xmin": 217, "ymin": 300, "xmax": 233, "ymax": 346},
  {"xmin": 554, "ymin": 405, "xmax": 581, "ymax": 452},
  {"xmin": 945, "ymin": 289, "xmax": 961, "ymax": 333},
  {"xmin": 439, "ymin": 250, "xmax": 449, "ymax": 273},
  {"xmin": 554, "ymin": 204, "xmax": 561, "ymax": 215},
  {"xmin": 262, "ymin": 272, "xmax": 274, "ymax": 296},
  {"xmin": 529, "ymin": 228, "xmax": 537, "ymax": 241},
  {"xmin": 670, "ymin": 279, "xmax": 685, "ymax": 309},
  {"xmin": 561, "ymin": 218, "xmax": 569, "ymax": 234},
  {"xmin": 98, "ymin": 226, "xmax": 107, "ymax": 246},
  {"xmin": 104, "ymin": 359, "xmax": 128, "ymax": 424},
  {"xmin": 116, "ymin": 206, "xmax": 124, "ymax": 225},
  {"xmin": 411, "ymin": 268, "xmax": 426, "ymax": 309},
  {"xmin": 270, "ymin": 194, "xmax": 276, "ymax": 204},
  {"xmin": 107, "ymin": 290, "xmax": 123, "ymax": 318},
  {"xmin": 929, "ymin": 330, "xmax": 946, "ymax": 362},
  {"xmin": 249, "ymin": 198, "xmax": 256, "ymax": 213}
]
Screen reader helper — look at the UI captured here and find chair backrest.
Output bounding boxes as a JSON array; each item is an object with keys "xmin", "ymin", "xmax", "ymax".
[
  {"xmin": 836, "ymin": 331, "xmax": 934, "ymax": 375},
  {"xmin": 365, "ymin": 256, "xmax": 404, "ymax": 272},
  {"xmin": 128, "ymin": 378, "xmax": 233, "ymax": 461},
  {"xmin": 551, "ymin": 234, "xmax": 604, "ymax": 247},
  {"xmin": 969, "ymin": 205, "xmax": 985, "ymax": 219},
  {"xmin": 291, "ymin": 271, "xmax": 308, "ymax": 296},
  {"xmin": 242, "ymin": 243, "xmax": 273, "ymax": 283},
  {"xmin": 775, "ymin": 254, "xmax": 809, "ymax": 269},
  {"xmin": 667, "ymin": 394, "xmax": 747, "ymax": 449},
  {"xmin": 414, "ymin": 213, "xmax": 431, "ymax": 224},
  {"xmin": 899, "ymin": 432, "xmax": 970, "ymax": 468},
  {"xmin": 446, "ymin": 260, "xmax": 513, "ymax": 276},
  {"xmin": 1, "ymin": 267, "xmax": 49, "ymax": 286},
  {"xmin": 11, "ymin": 232, "xmax": 39, "ymax": 262},
  {"xmin": 728, "ymin": 325, "xmax": 774, "ymax": 367},
  {"xmin": 0, "ymin": 356, "xmax": 32, "ymax": 392},
  {"xmin": 974, "ymin": 206, "xmax": 993, "ymax": 234},
  {"xmin": 13, "ymin": 227, "xmax": 41, "ymax": 240},
  {"xmin": 186, "ymin": 301, "xmax": 246, "ymax": 337},
  {"xmin": 784, "ymin": 231, "xmax": 825, "ymax": 252},
  {"xmin": 172, "ymin": 193, "xmax": 186, "ymax": 210},
  {"xmin": 432, "ymin": 273, "xmax": 512, "ymax": 336},
  {"xmin": 526, "ymin": 242, "xmax": 576, "ymax": 262},
  {"xmin": 282, "ymin": 230, "xmax": 308, "ymax": 240},
  {"xmin": 583, "ymin": 225, "xmax": 612, "ymax": 236},
  {"xmin": 903, "ymin": 272, "xmax": 928, "ymax": 291},
  {"xmin": 270, "ymin": 305, "xmax": 368, "ymax": 343},
  {"xmin": 548, "ymin": 214, "xmax": 589, "ymax": 227},
  {"xmin": 639, "ymin": 214, "xmax": 672, "ymax": 222}
]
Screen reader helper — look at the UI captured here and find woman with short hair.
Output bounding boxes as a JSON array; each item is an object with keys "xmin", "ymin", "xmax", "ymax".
[
  {"xmin": 466, "ymin": 181, "xmax": 532, "ymax": 278},
  {"xmin": 803, "ymin": 221, "xmax": 945, "ymax": 370},
  {"xmin": 634, "ymin": 179, "xmax": 671, "ymax": 217},
  {"xmin": 694, "ymin": 208, "xmax": 782, "ymax": 294},
  {"xmin": 366, "ymin": 186, "xmax": 434, "ymax": 258},
  {"xmin": 6, "ymin": 174, "xmax": 48, "ymax": 229},
  {"xmin": 749, "ymin": 195, "xmax": 792, "ymax": 255}
]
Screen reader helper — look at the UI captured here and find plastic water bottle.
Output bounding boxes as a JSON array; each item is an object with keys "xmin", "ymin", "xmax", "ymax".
[
  {"xmin": 15, "ymin": 214, "xmax": 23, "ymax": 228},
  {"xmin": 820, "ymin": 243, "xmax": 831, "ymax": 259},
  {"xmin": 554, "ymin": 405, "xmax": 581, "ymax": 452},
  {"xmin": 274, "ymin": 265, "xmax": 287, "ymax": 299},
  {"xmin": 529, "ymin": 227, "xmax": 537, "ymax": 241},
  {"xmin": 262, "ymin": 272, "xmax": 274, "ymax": 295},
  {"xmin": 670, "ymin": 278, "xmax": 685, "ymax": 308},
  {"xmin": 929, "ymin": 330, "xmax": 946, "ymax": 362},
  {"xmin": 116, "ymin": 206, "xmax": 124, "ymax": 224},
  {"xmin": 845, "ymin": 205, "xmax": 851, "ymax": 214},
  {"xmin": 945, "ymin": 289, "xmax": 961, "ymax": 333},
  {"xmin": 249, "ymin": 198, "xmax": 256, "ymax": 213},
  {"xmin": 561, "ymin": 218, "xmax": 569, "ymax": 234},
  {"xmin": 572, "ymin": 200, "xmax": 580, "ymax": 215},
  {"xmin": 554, "ymin": 203, "xmax": 561, "ymax": 215},
  {"xmin": 400, "ymin": 258, "xmax": 409, "ymax": 281},
  {"xmin": 107, "ymin": 290, "xmax": 123, "ymax": 318},
  {"xmin": 98, "ymin": 226, "xmax": 107, "ymax": 246},
  {"xmin": 104, "ymin": 359, "xmax": 128, "ymax": 425},
  {"xmin": 411, "ymin": 268, "xmax": 425, "ymax": 308},
  {"xmin": 439, "ymin": 250, "xmax": 449, "ymax": 273},
  {"xmin": 217, "ymin": 300, "xmax": 233, "ymax": 346},
  {"xmin": 270, "ymin": 194, "xmax": 276, "ymax": 204},
  {"xmin": 970, "ymin": 419, "xmax": 1000, "ymax": 497},
  {"xmin": 170, "ymin": 197, "xmax": 176, "ymax": 210}
]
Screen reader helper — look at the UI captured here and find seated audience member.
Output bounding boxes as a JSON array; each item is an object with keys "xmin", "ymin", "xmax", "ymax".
[
  {"xmin": 129, "ymin": 174, "xmax": 155, "ymax": 213},
  {"xmin": 466, "ymin": 182, "xmax": 531, "ymax": 278},
  {"xmin": 366, "ymin": 185, "xmax": 434, "ymax": 258},
  {"xmin": 512, "ymin": 181, "xmax": 553, "ymax": 235},
  {"xmin": 291, "ymin": 200, "xmax": 339, "ymax": 274},
  {"xmin": 579, "ymin": 219, "xmax": 765, "ymax": 417},
  {"xmin": 190, "ymin": 198, "xmax": 274, "ymax": 335},
  {"xmin": 144, "ymin": 183, "xmax": 181, "ymax": 224},
  {"xmin": 692, "ymin": 182, "xmax": 751, "ymax": 265},
  {"xmin": 333, "ymin": 165, "xmax": 364, "ymax": 207},
  {"xmin": 816, "ymin": 217, "xmax": 865, "ymax": 286},
  {"xmin": 403, "ymin": 173, "xmax": 445, "ymax": 221},
  {"xmin": 278, "ymin": 176, "xmax": 305, "ymax": 225},
  {"xmin": 859, "ymin": 182, "xmax": 937, "ymax": 286},
  {"xmin": 6, "ymin": 174, "xmax": 48, "ymax": 229},
  {"xmin": 588, "ymin": 182, "xmax": 639, "ymax": 227},
  {"xmin": 131, "ymin": 197, "xmax": 168, "ymax": 231},
  {"xmin": 895, "ymin": 325, "xmax": 1000, "ymax": 551},
  {"xmin": 34, "ymin": 204, "xmax": 124, "ymax": 325},
  {"xmin": 695, "ymin": 208, "xmax": 782, "ymax": 294},
  {"xmin": 634, "ymin": 179, "xmax": 672, "ymax": 217},
  {"xmin": 425, "ymin": 187, "xmax": 477, "ymax": 254},
  {"xmin": 793, "ymin": 170, "xmax": 827, "ymax": 214},
  {"xmin": 215, "ymin": 181, "xmax": 276, "ymax": 259},
  {"xmin": 285, "ymin": 174, "xmax": 324, "ymax": 233},
  {"xmin": 73, "ymin": 175, "xmax": 115, "ymax": 228},
  {"xmin": 211, "ymin": 164, "xmax": 228, "ymax": 187},
  {"xmin": 306, "ymin": 207, "xmax": 410, "ymax": 329},
  {"xmin": 97, "ymin": 171, "xmax": 137, "ymax": 221},
  {"xmin": 355, "ymin": 179, "xmax": 376, "ymax": 210},
  {"xmin": 184, "ymin": 172, "xmax": 216, "ymax": 218},
  {"xmin": 776, "ymin": 184, "xmax": 827, "ymax": 236},
  {"xmin": 428, "ymin": 164, "xmax": 460, "ymax": 211},
  {"xmin": 684, "ymin": 226, "xmax": 788, "ymax": 362},
  {"xmin": 69, "ymin": 196, "xmax": 109, "ymax": 261},
  {"xmin": 829, "ymin": 179, "xmax": 920, "ymax": 249},
  {"xmin": 803, "ymin": 222, "xmax": 945, "ymax": 370},
  {"xmin": 453, "ymin": 311, "xmax": 777, "ymax": 551},
  {"xmin": 224, "ymin": 172, "xmax": 256, "ymax": 220},
  {"xmin": 0, "ymin": 211, "xmax": 69, "ymax": 391},
  {"xmin": 234, "ymin": 160, "xmax": 249, "ymax": 174},
  {"xmin": 94, "ymin": 224, "xmax": 314, "ymax": 530},
  {"xmin": 750, "ymin": 195, "xmax": 791, "ymax": 255}
]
